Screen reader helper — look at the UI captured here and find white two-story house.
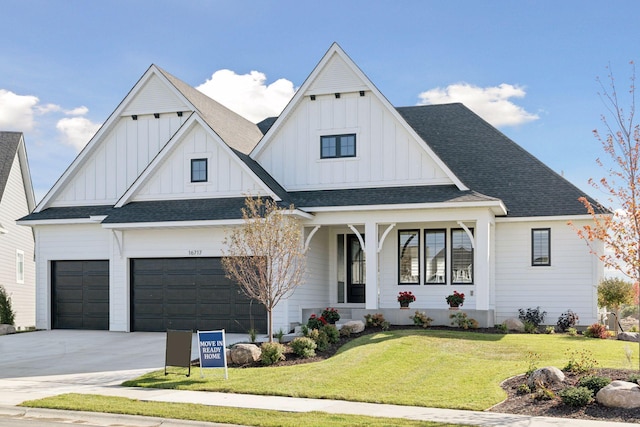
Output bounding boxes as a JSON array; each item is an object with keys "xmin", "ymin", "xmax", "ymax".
[{"xmin": 19, "ymin": 43, "xmax": 603, "ymax": 333}]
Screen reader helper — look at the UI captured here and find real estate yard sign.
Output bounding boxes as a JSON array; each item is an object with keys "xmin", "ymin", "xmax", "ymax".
[{"xmin": 197, "ymin": 330, "xmax": 228, "ymax": 379}]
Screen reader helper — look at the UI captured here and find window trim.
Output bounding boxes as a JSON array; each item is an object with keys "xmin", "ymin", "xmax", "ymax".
[
  {"xmin": 320, "ymin": 134, "xmax": 356, "ymax": 159},
  {"xmin": 190, "ymin": 158, "xmax": 208, "ymax": 183},
  {"xmin": 16, "ymin": 249, "xmax": 24, "ymax": 284},
  {"xmin": 398, "ymin": 229, "xmax": 420, "ymax": 285},
  {"xmin": 424, "ymin": 228, "xmax": 447, "ymax": 285},
  {"xmin": 531, "ymin": 228, "xmax": 551, "ymax": 266},
  {"xmin": 451, "ymin": 228, "xmax": 474, "ymax": 285}
]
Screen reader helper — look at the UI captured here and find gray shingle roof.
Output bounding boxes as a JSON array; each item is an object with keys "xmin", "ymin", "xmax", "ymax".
[
  {"xmin": 396, "ymin": 103, "xmax": 600, "ymax": 217},
  {"xmin": 0, "ymin": 132, "xmax": 21, "ymax": 201}
]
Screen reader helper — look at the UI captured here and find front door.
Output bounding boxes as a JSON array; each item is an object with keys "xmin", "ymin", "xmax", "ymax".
[{"xmin": 347, "ymin": 235, "xmax": 365, "ymax": 303}]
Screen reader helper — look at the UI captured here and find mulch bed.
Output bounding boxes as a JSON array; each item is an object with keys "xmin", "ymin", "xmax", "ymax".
[{"xmin": 196, "ymin": 325, "xmax": 640, "ymax": 423}]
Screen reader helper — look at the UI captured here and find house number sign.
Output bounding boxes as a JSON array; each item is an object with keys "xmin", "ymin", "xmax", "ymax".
[{"xmin": 188, "ymin": 249, "xmax": 202, "ymax": 256}]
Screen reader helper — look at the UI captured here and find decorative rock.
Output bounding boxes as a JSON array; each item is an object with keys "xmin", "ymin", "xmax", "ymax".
[
  {"xmin": 229, "ymin": 343, "xmax": 261, "ymax": 365},
  {"xmin": 617, "ymin": 332, "xmax": 640, "ymax": 343},
  {"xmin": 503, "ymin": 318, "xmax": 525, "ymax": 332},
  {"xmin": 0, "ymin": 324, "xmax": 16, "ymax": 335},
  {"xmin": 341, "ymin": 320, "xmax": 365, "ymax": 334},
  {"xmin": 527, "ymin": 366, "xmax": 565, "ymax": 389},
  {"xmin": 596, "ymin": 381, "xmax": 640, "ymax": 409}
]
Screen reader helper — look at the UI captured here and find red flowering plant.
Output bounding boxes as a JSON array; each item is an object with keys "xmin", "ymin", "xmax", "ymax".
[
  {"xmin": 397, "ymin": 291, "xmax": 416, "ymax": 305},
  {"xmin": 445, "ymin": 290, "xmax": 465, "ymax": 307},
  {"xmin": 321, "ymin": 307, "xmax": 340, "ymax": 324},
  {"xmin": 307, "ymin": 313, "xmax": 328, "ymax": 330}
]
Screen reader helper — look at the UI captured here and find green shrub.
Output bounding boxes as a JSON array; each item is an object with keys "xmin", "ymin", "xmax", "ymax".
[
  {"xmin": 273, "ymin": 328, "xmax": 285, "ymax": 344},
  {"xmin": 411, "ymin": 311, "xmax": 433, "ymax": 328},
  {"xmin": 260, "ymin": 342, "xmax": 285, "ymax": 365},
  {"xmin": 564, "ymin": 349, "xmax": 599, "ymax": 374},
  {"xmin": 516, "ymin": 383, "xmax": 531, "ymax": 395},
  {"xmin": 523, "ymin": 321, "xmax": 538, "ymax": 334},
  {"xmin": 449, "ymin": 312, "xmax": 478, "ymax": 329},
  {"xmin": 518, "ymin": 306, "xmax": 546, "ymax": 327},
  {"xmin": 322, "ymin": 324, "xmax": 340, "ymax": 344},
  {"xmin": 495, "ymin": 323, "xmax": 508, "ymax": 334},
  {"xmin": 598, "ymin": 277, "xmax": 635, "ymax": 311},
  {"xmin": 584, "ymin": 323, "xmax": 609, "ymax": 339},
  {"xmin": 558, "ymin": 386, "xmax": 593, "ymax": 407},
  {"xmin": 628, "ymin": 373, "xmax": 640, "ymax": 384},
  {"xmin": 290, "ymin": 337, "xmax": 317, "ymax": 358},
  {"xmin": 0, "ymin": 285, "xmax": 15, "ymax": 326},
  {"xmin": 544, "ymin": 326, "xmax": 555, "ymax": 334},
  {"xmin": 307, "ymin": 314, "xmax": 327, "ymax": 330},
  {"xmin": 307, "ymin": 328, "xmax": 329, "ymax": 351},
  {"xmin": 566, "ymin": 327, "xmax": 578, "ymax": 336},
  {"xmin": 577, "ymin": 375, "xmax": 611, "ymax": 394},
  {"xmin": 364, "ymin": 313, "xmax": 387, "ymax": 329},
  {"xmin": 556, "ymin": 309, "xmax": 579, "ymax": 332},
  {"xmin": 534, "ymin": 385, "xmax": 555, "ymax": 401},
  {"xmin": 339, "ymin": 324, "xmax": 355, "ymax": 337}
]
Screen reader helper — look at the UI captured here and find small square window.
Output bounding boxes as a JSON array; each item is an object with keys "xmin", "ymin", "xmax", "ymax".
[
  {"xmin": 321, "ymin": 134, "xmax": 356, "ymax": 158},
  {"xmin": 532, "ymin": 228, "xmax": 551, "ymax": 266},
  {"xmin": 191, "ymin": 158, "xmax": 207, "ymax": 183},
  {"xmin": 16, "ymin": 250, "xmax": 24, "ymax": 284}
]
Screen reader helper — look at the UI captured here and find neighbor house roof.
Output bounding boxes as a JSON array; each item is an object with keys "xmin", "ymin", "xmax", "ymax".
[{"xmin": 0, "ymin": 131, "xmax": 22, "ymax": 200}]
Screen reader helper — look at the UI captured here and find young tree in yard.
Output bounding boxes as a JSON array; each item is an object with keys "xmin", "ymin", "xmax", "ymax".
[
  {"xmin": 598, "ymin": 277, "xmax": 635, "ymax": 335},
  {"xmin": 572, "ymin": 62, "xmax": 640, "ymax": 368},
  {"xmin": 222, "ymin": 196, "xmax": 306, "ymax": 342}
]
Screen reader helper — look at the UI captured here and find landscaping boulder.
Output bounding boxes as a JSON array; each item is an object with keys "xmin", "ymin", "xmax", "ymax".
[
  {"xmin": 617, "ymin": 332, "xmax": 640, "ymax": 343},
  {"xmin": 503, "ymin": 318, "xmax": 524, "ymax": 332},
  {"xmin": 341, "ymin": 320, "xmax": 365, "ymax": 334},
  {"xmin": 596, "ymin": 381, "xmax": 640, "ymax": 409},
  {"xmin": 527, "ymin": 366, "xmax": 565, "ymax": 389},
  {"xmin": 229, "ymin": 343, "xmax": 261, "ymax": 365},
  {"xmin": 0, "ymin": 324, "xmax": 15, "ymax": 335}
]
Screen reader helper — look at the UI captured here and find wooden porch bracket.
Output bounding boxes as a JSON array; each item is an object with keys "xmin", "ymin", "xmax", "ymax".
[
  {"xmin": 303, "ymin": 225, "xmax": 321, "ymax": 252},
  {"xmin": 347, "ymin": 224, "xmax": 366, "ymax": 250},
  {"xmin": 457, "ymin": 221, "xmax": 475, "ymax": 249},
  {"xmin": 378, "ymin": 223, "xmax": 396, "ymax": 253}
]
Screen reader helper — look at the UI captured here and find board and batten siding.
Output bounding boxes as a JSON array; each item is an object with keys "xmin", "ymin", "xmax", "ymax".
[
  {"xmin": 133, "ymin": 124, "xmax": 267, "ymax": 201},
  {"xmin": 256, "ymin": 91, "xmax": 451, "ymax": 191},
  {"xmin": 52, "ymin": 114, "xmax": 187, "ymax": 206},
  {"xmin": 0, "ymin": 154, "xmax": 35, "ymax": 329},
  {"xmin": 494, "ymin": 220, "xmax": 601, "ymax": 325},
  {"xmin": 34, "ymin": 224, "xmax": 110, "ymax": 329}
]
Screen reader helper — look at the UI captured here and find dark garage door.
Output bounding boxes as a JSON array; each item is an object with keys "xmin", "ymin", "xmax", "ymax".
[
  {"xmin": 130, "ymin": 257, "xmax": 267, "ymax": 333},
  {"xmin": 52, "ymin": 260, "xmax": 109, "ymax": 330}
]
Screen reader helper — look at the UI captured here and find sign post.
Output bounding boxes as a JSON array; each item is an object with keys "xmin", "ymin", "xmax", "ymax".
[{"xmin": 197, "ymin": 329, "xmax": 228, "ymax": 379}]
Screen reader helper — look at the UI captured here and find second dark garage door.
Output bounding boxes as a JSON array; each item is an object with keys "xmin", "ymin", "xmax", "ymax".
[{"xmin": 130, "ymin": 257, "xmax": 267, "ymax": 333}]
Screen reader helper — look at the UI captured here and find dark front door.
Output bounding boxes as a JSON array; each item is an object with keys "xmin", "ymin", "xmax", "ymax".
[{"xmin": 347, "ymin": 235, "xmax": 365, "ymax": 303}]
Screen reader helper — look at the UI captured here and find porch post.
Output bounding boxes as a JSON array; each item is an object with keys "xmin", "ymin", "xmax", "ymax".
[
  {"xmin": 474, "ymin": 214, "xmax": 493, "ymax": 310},
  {"xmin": 364, "ymin": 221, "xmax": 378, "ymax": 309}
]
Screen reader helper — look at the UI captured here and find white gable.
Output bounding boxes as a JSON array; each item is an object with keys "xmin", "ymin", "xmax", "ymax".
[
  {"xmin": 130, "ymin": 120, "xmax": 269, "ymax": 202},
  {"xmin": 307, "ymin": 53, "xmax": 368, "ymax": 95},
  {"xmin": 122, "ymin": 74, "xmax": 190, "ymax": 116}
]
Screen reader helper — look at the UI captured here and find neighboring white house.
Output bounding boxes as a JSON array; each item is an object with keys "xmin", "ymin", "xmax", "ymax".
[
  {"xmin": 19, "ymin": 43, "xmax": 603, "ymax": 333},
  {"xmin": 0, "ymin": 132, "xmax": 36, "ymax": 330}
]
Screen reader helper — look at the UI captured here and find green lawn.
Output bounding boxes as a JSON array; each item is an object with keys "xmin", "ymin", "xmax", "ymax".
[{"xmin": 124, "ymin": 329, "xmax": 636, "ymax": 410}]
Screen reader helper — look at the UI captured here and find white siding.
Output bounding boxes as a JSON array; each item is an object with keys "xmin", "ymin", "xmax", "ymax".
[
  {"xmin": 122, "ymin": 74, "xmax": 190, "ymax": 115},
  {"xmin": 132, "ymin": 124, "xmax": 267, "ymax": 201},
  {"xmin": 256, "ymin": 90, "xmax": 451, "ymax": 191},
  {"xmin": 53, "ymin": 115, "xmax": 187, "ymax": 206},
  {"xmin": 34, "ymin": 224, "xmax": 110, "ymax": 329},
  {"xmin": 0, "ymin": 154, "xmax": 35, "ymax": 329},
  {"xmin": 308, "ymin": 54, "xmax": 367, "ymax": 94},
  {"xmin": 494, "ymin": 220, "xmax": 601, "ymax": 325}
]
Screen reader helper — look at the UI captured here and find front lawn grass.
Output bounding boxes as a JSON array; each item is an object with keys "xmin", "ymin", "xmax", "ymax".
[
  {"xmin": 124, "ymin": 330, "xmax": 635, "ymax": 410},
  {"xmin": 22, "ymin": 393, "xmax": 461, "ymax": 427}
]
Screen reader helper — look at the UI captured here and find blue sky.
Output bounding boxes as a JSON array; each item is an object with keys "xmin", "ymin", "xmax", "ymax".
[{"xmin": 1, "ymin": 0, "xmax": 638, "ymax": 203}]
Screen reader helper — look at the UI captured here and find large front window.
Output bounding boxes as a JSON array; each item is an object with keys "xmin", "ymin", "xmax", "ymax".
[
  {"xmin": 321, "ymin": 134, "xmax": 356, "ymax": 158},
  {"xmin": 451, "ymin": 228, "xmax": 473, "ymax": 284},
  {"xmin": 398, "ymin": 230, "xmax": 419, "ymax": 284},
  {"xmin": 424, "ymin": 229, "xmax": 446, "ymax": 284}
]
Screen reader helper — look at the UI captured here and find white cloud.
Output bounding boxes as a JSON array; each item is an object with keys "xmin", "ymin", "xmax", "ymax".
[
  {"xmin": 0, "ymin": 89, "xmax": 40, "ymax": 130},
  {"xmin": 65, "ymin": 106, "xmax": 89, "ymax": 116},
  {"xmin": 418, "ymin": 83, "xmax": 539, "ymax": 127},
  {"xmin": 56, "ymin": 116, "xmax": 101, "ymax": 151},
  {"xmin": 196, "ymin": 70, "xmax": 295, "ymax": 123}
]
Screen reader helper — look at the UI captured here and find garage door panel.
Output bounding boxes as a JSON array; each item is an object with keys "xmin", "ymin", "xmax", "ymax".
[
  {"xmin": 52, "ymin": 260, "xmax": 109, "ymax": 330},
  {"xmin": 131, "ymin": 257, "xmax": 267, "ymax": 333}
]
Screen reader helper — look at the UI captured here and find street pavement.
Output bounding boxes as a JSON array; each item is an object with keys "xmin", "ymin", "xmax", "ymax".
[{"xmin": 0, "ymin": 330, "xmax": 635, "ymax": 427}]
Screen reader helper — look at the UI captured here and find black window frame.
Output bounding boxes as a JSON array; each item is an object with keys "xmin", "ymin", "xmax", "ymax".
[
  {"xmin": 320, "ymin": 134, "xmax": 356, "ymax": 159},
  {"xmin": 424, "ymin": 229, "xmax": 447, "ymax": 285},
  {"xmin": 398, "ymin": 229, "xmax": 420, "ymax": 285},
  {"xmin": 190, "ymin": 158, "xmax": 208, "ymax": 183},
  {"xmin": 451, "ymin": 228, "xmax": 474, "ymax": 285},
  {"xmin": 531, "ymin": 228, "xmax": 551, "ymax": 266}
]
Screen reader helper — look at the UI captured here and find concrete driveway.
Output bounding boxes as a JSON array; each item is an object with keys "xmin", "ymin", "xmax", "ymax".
[{"xmin": 0, "ymin": 329, "xmax": 249, "ymax": 405}]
